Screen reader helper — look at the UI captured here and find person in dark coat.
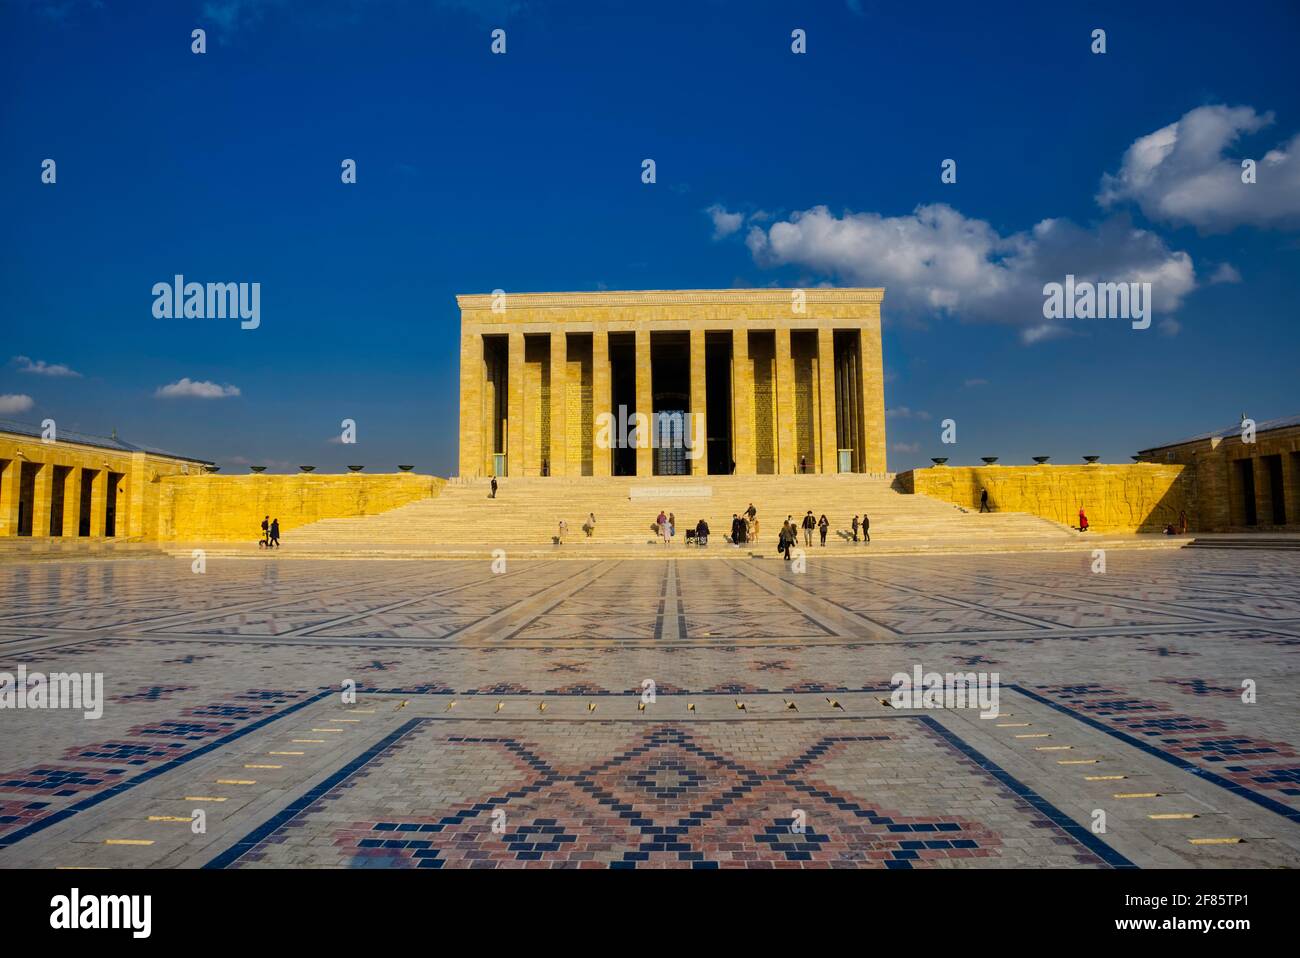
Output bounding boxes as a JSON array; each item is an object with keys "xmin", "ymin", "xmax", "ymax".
[
  {"xmin": 696, "ymin": 518, "xmax": 709, "ymax": 546},
  {"xmin": 269, "ymin": 518, "xmax": 280, "ymax": 548},
  {"xmin": 730, "ymin": 513, "xmax": 744, "ymax": 545},
  {"xmin": 861, "ymin": 512, "xmax": 870, "ymax": 543},
  {"xmin": 851, "ymin": 515, "xmax": 860, "ymax": 542},
  {"xmin": 779, "ymin": 520, "xmax": 795, "ymax": 561},
  {"xmin": 490, "ymin": 476, "xmax": 498, "ymax": 499},
  {"xmin": 979, "ymin": 488, "xmax": 990, "ymax": 512},
  {"xmin": 801, "ymin": 510, "xmax": 816, "ymax": 547},
  {"xmin": 818, "ymin": 514, "xmax": 829, "ymax": 546},
  {"xmin": 260, "ymin": 515, "xmax": 270, "ymax": 548}
]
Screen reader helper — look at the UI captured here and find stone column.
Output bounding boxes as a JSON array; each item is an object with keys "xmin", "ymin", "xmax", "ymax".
[
  {"xmin": 458, "ymin": 332, "xmax": 483, "ymax": 478},
  {"xmin": 0, "ymin": 460, "xmax": 21, "ymax": 536},
  {"xmin": 115, "ymin": 471, "xmax": 129, "ymax": 537},
  {"xmin": 817, "ymin": 327, "xmax": 839, "ymax": 474},
  {"xmin": 1282, "ymin": 452, "xmax": 1299, "ymax": 527},
  {"xmin": 592, "ymin": 329, "xmax": 612, "ymax": 477},
  {"xmin": 549, "ymin": 330, "xmax": 568, "ymax": 478},
  {"xmin": 689, "ymin": 328, "xmax": 707, "ymax": 476},
  {"xmin": 506, "ymin": 331, "xmax": 525, "ymax": 479},
  {"xmin": 775, "ymin": 327, "xmax": 796, "ymax": 474},
  {"xmin": 635, "ymin": 328, "xmax": 653, "ymax": 477},
  {"xmin": 731, "ymin": 329, "xmax": 755, "ymax": 475},
  {"xmin": 860, "ymin": 316, "xmax": 888, "ymax": 474},
  {"xmin": 89, "ymin": 468, "xmax": 109, "ymax": 537},
  {"xmin": 65, "ymin": 467, "xmax": 84, "ymax": 537},
  {"xmin": 31, "ymin": 461, "xmax": 54, "ymax": 537},
  {"xmin": 125, "ymin": 451, "xmax": 149, "ymax": 538}
]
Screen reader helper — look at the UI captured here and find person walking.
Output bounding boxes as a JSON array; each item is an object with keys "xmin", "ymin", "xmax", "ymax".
[
  {"xmin": 1178, "ymin": 509, "xmax": 1188, "ymax": 535},
  {"xmin": 802, "ymin": 510, "xmax": 815, "ymax": 547},
  {"xmin": 490, "ymin": 476, "xmax": 498, "ymax": 499},
  {"xmin": 818, "ymin": 513, "xmax": 829, "ymax": 546},
  {"xmin": 979, "ymin": 488, "xmax": 991, "ymax": 513},
  {"xmin": 557, "ymin": 518, "xmax": 568, "ymax": 543},
  {"xmin": 696, "ymin": 518, "xmax": 710, "ymax": 546},
  {"xmin": 260, "ymin": 515, "xmax": 270, "ymax": 549},
  {"xmin": 730, "ymin": 513, "xmax": 743, "ymax": 546},
  {"xmin": 746, "ymin": 503, "xmax": 758, "ymax": 542},
  {"xmin": 584, "ymin": 512, "xmax": 596, "ymax": 537},
  {"xmin": 861, "ymin": 512, "xmax": 870, "ymax": 543},
  {"xmin": 656, "ymin": 510, "xmax": 667, "ymax": 544},
  {"xmin": 1078, "ymin": 507, "xmax": 1089, "ymax": 532},
  {"xmin": 851, "ymin": 515, "xmax": 860, "ymax": 542},
  {"xmin": 779, "ymin": 520, "xmax": 794, "ymax": 561},
  {"xmin": 269, "ymin": 517, "xmax": 280, "ymax": 549},
  {"xmin": 667, "ymin": 512, "xmax": 676, "ymax": 545}
]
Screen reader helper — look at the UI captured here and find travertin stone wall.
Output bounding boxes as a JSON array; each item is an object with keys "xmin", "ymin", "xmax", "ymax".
[
  {"xmin": 156, "ymin": 473, "xmax": 444, "ymax": 541},
  {"xmin": 1, "ymin": 429, "xmax": 201, "ymax": 540},
  {"xmin": 456, "ymin": 288, "xmax": 888, "ymax": 479},
  {"xmin": 1138, "ymin": 418, "xmax": 1300, "ymax": 531},
  {"xmin": 898, "ymin": 463, "xmax": 1192, "ymax": 533}
]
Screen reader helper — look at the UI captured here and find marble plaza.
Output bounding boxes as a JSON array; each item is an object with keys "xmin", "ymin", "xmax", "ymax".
[{"xmin": 1, "ymin": 549, "xmax": 1297, "ymax": 869}]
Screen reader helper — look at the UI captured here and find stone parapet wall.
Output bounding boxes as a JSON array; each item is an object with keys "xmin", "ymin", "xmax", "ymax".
[
  {"xmin": 897, "ymin": 463, "xmax": 1192, "ymax": 533},
  {"xmin": 156, "ymin": 473, "xmax": 444, "ymax": 541}
]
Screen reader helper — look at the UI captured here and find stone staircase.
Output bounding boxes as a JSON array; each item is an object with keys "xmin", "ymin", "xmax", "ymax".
[
  {"xmin": 277, "ymin": 474, "xmax": 1079, "ymax": 552},
  {"xmin": 1187, "ymin": 534, "xmax": 1300, "ymax": 551}
]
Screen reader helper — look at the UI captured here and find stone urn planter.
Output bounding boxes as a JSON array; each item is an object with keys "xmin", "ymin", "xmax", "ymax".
[
  {"xmin": 249, "ymin": 465, "xmax": 266, "ymax": 473},
  {"xmin": 930, "ymin": 457, "xmax": 949, "ymax": 466},
  {"xmin": 1083, "ymin": 455, "xmax": 1100, "ymax": 464},
  {"xmin": 1032, "ymin": 456, "xmax": 1051, "ymax": 464},
  {"xmin": 980, "ymin": 457, "xmax": 999, "ymax": 465},
  {"xmin": 299, "ymin": 465, "xmax": 316, "ymax": 473},
  {"xmin": 397, "ymin": 464, "xmax": 414, "ymax": 472},
  {"xmin": 347, "ymin": 465, "xmax": 365, "ymax": 472},
  {"xmin": 204, "ymin": 465, "xmax": 221, "ymax": 474}
]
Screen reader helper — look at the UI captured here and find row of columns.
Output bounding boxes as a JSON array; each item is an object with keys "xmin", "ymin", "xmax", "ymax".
[
  {"xmin": 463, "ymin": 324, "xmax": 870, "ymax": 479},
  {"xmin": 0, "ymin": 457, "xmax": 119, "ymax": 538}
]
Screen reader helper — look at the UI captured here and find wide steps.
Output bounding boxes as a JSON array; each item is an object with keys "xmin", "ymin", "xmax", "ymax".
[{"xmin": 287, "ymin": 476, "xmax": 1076, "ymax": 546}]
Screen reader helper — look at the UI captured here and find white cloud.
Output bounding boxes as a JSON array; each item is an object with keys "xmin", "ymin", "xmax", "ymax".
[
  {"xmin": 12, "ymin": 355, "xmax": 82, "ymax": 377},
  {"xmin": 1208, "ymin": 262, "xmax": 1242, "ymax": 284},
  {"xmin": 154, "ymin": 378, "xmax": 241, "ymax": 399},
  {"xmin": 0, "ymin": 394, "xmax": 36, "ymax": 414},
  {"xmin": 1098, "ymin": 105, "xmax": 1300, "ymax": 232},
  {"xmin": 705, "ymin": 204, "xmax": 745, "ymax": 240},
  {"xmin": 1020, "ymin": 323, "xmax": 1074, "ymax": 345},
  {"xmin": 886, "ymin": 406, "xmax": 931, "ymax": 421},
  {"xmin": 743, "ymin": 203, "xmax": 1197, "ymax": 334},
  {"xmin": 891, "ymin": 442, "xmax": 920, "ymax": 454}
]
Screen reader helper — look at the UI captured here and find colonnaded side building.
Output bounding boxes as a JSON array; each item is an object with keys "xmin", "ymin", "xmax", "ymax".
[{"xmin": 456, "ymin": 288, "xmax": 888, "ymax": 479}]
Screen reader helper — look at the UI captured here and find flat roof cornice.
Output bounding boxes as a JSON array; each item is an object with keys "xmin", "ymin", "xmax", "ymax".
[{"xmin": 457, "ymin": 288, "xmax": 885, "ymax": 311}]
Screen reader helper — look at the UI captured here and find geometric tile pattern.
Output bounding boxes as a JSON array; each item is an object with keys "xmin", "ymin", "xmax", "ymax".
[{"xmin": 1, "ymin": 549, "xmax": 1298, "ymax": 869}]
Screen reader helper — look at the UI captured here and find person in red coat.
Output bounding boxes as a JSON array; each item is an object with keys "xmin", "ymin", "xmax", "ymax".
[{"xmin": 1078, "ymin": 507, "xmax": 1089, "ymax": 532}]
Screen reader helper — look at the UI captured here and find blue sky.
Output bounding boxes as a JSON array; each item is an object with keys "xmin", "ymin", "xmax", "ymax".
[{"xmin": 2, "ymin": 0, "xmax": 1298, "ymax": 474}]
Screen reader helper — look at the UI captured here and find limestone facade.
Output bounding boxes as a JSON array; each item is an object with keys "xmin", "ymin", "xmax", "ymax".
[
  {"xmin": 0, "ymin": 425, "xmax": 205, "ymax": 541},
  {"xmin": 898, "ymin": 463, "xmax": 1192, "ymax": 533},
  {"xmin": 1137, "ymin": 416, "xmax": 1300, "ymax": 531},
  {"xmin": 456, "ymin": 289, "xmax": 888, "ymax": 479}
]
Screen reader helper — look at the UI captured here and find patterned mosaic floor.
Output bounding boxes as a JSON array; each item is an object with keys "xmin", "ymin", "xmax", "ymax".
[{"xmin": 0, "ymin": 550, "xmax": 1297, "ymax": 869}]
